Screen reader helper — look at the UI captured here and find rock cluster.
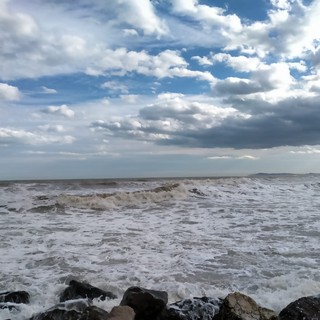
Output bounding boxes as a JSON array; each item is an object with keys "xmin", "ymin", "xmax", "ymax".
[
  {"xmin": 0, "ymin": 291, "xmax": 30, "ymax": 311},
  {"xmin": 60, "ymin": 279, "xmax": 117, "ymax": 302},
  {"xmin": 2, "ymin": 280, "xmax": 320, "ymax": 320}
]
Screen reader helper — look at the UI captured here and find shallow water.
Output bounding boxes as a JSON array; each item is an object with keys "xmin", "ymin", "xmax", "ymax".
[{"xmin": 1, "ymin": 175, "xmax": 320, "ymax": 319}]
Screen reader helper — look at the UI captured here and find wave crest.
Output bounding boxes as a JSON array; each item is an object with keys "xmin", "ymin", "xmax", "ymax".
[{"xmin": 56, "ymin": 183, "xmax": 188, "ymax": 210}]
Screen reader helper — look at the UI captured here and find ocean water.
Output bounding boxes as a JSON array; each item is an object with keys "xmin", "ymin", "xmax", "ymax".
[{"xmin": 1, "ymin": 175, "xmax": 320, "ymax": 319}]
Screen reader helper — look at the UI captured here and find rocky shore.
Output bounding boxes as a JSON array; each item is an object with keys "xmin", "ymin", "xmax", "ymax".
[{"xmin": 1, "ymin": 279, "xmax": 320, "ymax": 320}]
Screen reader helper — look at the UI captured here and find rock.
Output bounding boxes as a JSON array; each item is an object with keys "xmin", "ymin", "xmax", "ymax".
[
  {"xmin": 0, "ymin": 291, "xmax": 30, "ymax": 304},
  {"xmin": 217, "ymin": 292, "xmax": 278, "ymax": 320},
  {"xmin": 60, "ymin": 280, "xmax": 117, "ymax": 302},
  {"xmin": 120, "ymin": 286, "xmax": 168, "ymax": 320},
  {"xmin": 164, "ymin": 296, "xmax": 222, "ymax": 320},
  {"xmin": 279, "ymin": 295, "xmax": 320, "ymax": 320},
  {"xmin": 30, "ymin": 299, "xmax": 91, "ymax": 320},
  {"xmin": 0, "ymin": 302, "xmax": 19, "ymax": 311},
  {"xmin": 30, "ymin": 308, "xmax": 81, "ymax": 320},
  {"xmin": 30, "ymin": 304, "xmax": 109, "ymax": 320},
  {"xmin": 189, "ymin": 188, "xmax": 207, "ymax": 197},
  {"xmin": 80, "ymin": 306, "xmax": 109, "ymax": 320},
  {"xmin": 107, "ymin": 306, "xmax": 135, "ymax": 320}
]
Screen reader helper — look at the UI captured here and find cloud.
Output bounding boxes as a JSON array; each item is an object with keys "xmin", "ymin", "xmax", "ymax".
[
  {"xmin": 191, "ymin": 55, "xmax": 213, "ymax": 66},
  {"xmin": 207, "ymin": 155, "xmax": 232, "ymax": 160},
  {"xmin": 0, "ymin": 0, "xmax": 118, "ymax": 80},
  {"xmin": 214, "ymin": 78, "xmax": 265, "ymax": 95},
  {"xmin": 271, "ymin": 0, "xmax": 292, "ymax": 10},
  {"xmin": 41, "ymin": 86, "xmax": 57, "ymax": 94},
  {"xmin": 225, "ymin": 0, "xmax": 320, "ymax": 58},
  {"xmin": 213, "ymin": 62, "xmax": 293, "ymax": 96},
  {"xmin": 211, "ymin": 53, "xmax": 263, "ymax": 72},
  {"xmin": 290, "ymin": 146, "xmax": 320, "ymax": 155},
  {"xmin": 1, "ymin": 0, "xmax": 318, "ymax": 83},
  {"xmin": 90, "ymin": 93, "xmax": 320, "ymax": 149},
  {"xmin": 0, "ymin": 83, "xmax": 20, "ymax": 100},
  {"xmin": 100, "ymin": 98, "xmax": 110, "ymax": 107},
  {"xmin": 38, "ymin": 124, "xmax": 65, "ymax": 133},
  {"xmin": 101, "ymin": 81, "xmax": 129, "ymax": 94},
  {"xmin": 170, "ymin": 0, "xmax": 242, "ymax": 33},
  {"xmin": 301, "ymin": 73, "xmax": 320, "ymax": 93},
  {"xmin": 208, "ymin": 155, "xmax": 259, "ymax": 160},
  {"xmin": 87, "ymin": 48, "xmax": 216, "ymax": 84},
  {"xmin": 91, "ymin": 94, "xmax": 249, "ymax": 146},
  {"xmin": 113, "ymin": 0, "xmax": 168, "ymax": 36},
  {"xmin": 0, "ymin": 127, "xmax": 75, "ymax": 145},
  {"xmin": 120, "ymin": 94, "xmax": 140, "ymax": 104},
  {"xmin": 237, "ymin": 155, "xmax": 259, "ymax": 160},
  {"xmin": 0, "ymin": 128, "xmax": 36, "ymax": 144},
  {"xmin": 123, "ymin": 29, "xmax": 139, "ymax": 37},
  {"xmin": 41, "ymin": 105, "xmax": 75, "ymax": 118}
]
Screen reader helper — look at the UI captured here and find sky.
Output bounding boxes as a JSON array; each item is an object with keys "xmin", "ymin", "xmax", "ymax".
[{"xmin": 1, "ymin": 0, "xmax": 320, "ymax": 180}]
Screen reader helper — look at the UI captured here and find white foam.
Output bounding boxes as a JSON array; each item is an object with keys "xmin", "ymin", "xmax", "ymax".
[{"xmin": 1, "ymin": 175, "xmax": 320, "ymax": 319}]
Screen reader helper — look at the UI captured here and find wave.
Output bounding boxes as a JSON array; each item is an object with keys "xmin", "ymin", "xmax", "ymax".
[{"xmin": 56, "ymin": 183, "xmax": 189, "ymax": 210}]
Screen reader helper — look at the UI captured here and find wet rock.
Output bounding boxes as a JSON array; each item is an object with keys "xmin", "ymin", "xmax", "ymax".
[
  {"xmin": 0, "ymin": 302, "xmax": 19, "ymax": 311},
  {"xmin": 217, "ymin": 292, "xmax": 278, "ymax": 320},
  {"xmin": 60, "ymin": 280, "xmax": 117, "ymax": 302},
  {"xmin": 279, "ymin": 295, "xmax": 320, "ymax": 320},
  {"xmin": 0, "ymin": 291, "xmax": 30, "ymax": 304},
  {"xmin": 30, "ymin": 299, "xmax": 91, "ymax": 320},
  {"xmin": 189, "ymin": 188, "xmax": 207, "ymax": 197},
  {"xmin": 164, "ymin": 296, "xmax": 222, "ymax": 320},
  {"xmin": 80, "ymin": 306, "xmax": 109, "ymax": 320},
  {"xmin": 120, "ymin": 286, "xmax": 168, "ymax": 320},
  {"xmin": 30, "ymin": 304, "xmax": 109, "ymax": 320},
  {"xmin": 107, "ymin": 306, "xmax": 135, "ymax": 320},
  {"xmin": 30, "ymin": 308, "xmax": 81, "ymax": 320}
]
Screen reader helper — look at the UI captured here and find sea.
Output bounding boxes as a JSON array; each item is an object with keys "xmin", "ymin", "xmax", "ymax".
[{"xmin": 1, "ymin": 174, "xmax": 320, "ymax": 319}]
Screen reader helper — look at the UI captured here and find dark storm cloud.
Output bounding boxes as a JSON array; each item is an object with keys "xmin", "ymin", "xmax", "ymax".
[{"xmin": 91, "ymin": 95, "xmax": 320, "ymax": 149}]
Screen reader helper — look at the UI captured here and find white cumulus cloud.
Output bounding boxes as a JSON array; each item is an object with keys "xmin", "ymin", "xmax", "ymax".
[
  {"xmin": 0, "ymin": 83, "xmax": 21, "ymax": 100},
  {"xmin": 42, "ymin": 105, "xmax": 75, "ymax": 118}
]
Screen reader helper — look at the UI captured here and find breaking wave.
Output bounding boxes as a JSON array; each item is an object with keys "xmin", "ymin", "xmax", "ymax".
[{"xmin": 56, "ymin": 183, "xmax": 188, "ymax": 210}]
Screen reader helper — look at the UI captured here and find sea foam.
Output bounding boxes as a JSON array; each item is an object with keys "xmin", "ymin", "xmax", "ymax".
[{"xmin": 1, "ymin": 175, "xmax": 320, "ymax": 319}]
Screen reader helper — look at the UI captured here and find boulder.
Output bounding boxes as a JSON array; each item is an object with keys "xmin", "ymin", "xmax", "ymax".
[
  {"xmin": 30, "ymin": 308, "xmax": 81, "ymax": 320},
  {"xmin": 120, "ymin": 286, "xmax": 168, "ymax": 320},
  {"xmin": 107, "ymin": 306, "xmax": 135, "ymax": 320},
  {"xmin": 217, "ymin": 292, "xmax": 278, "ymax": 320},
  {"xmin": 60, "ymin": 280, "xmax": 117, "ymax": 302},
  {"xmin": 30, "ymin": 299, "xmax": 108, "ymax": 320},
  {"xmin": 80, "ymin": 306, "xmax": 109, "ymax": 320},
  {"xmin": 0, "ymin": 291, "xmax": 30, "ymax": 304},
  {"xmin": 164, "ymin": 296, "xmax": 222, "ymax": 320},
  {"xmin": 30, "ymin": 299, "xmax": 91, "ymax": 320},
  {"xmin": 279, "ymin": 295, "xmax": 320, "ymax": 320}
]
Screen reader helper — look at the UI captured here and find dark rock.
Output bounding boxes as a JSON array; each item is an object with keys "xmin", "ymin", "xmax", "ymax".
[
  {"xmin": 107, "ymin": 306, "xmax": 135, "ymax": 320},
  {"xmin": 164, "ymin": 296, "xmax": 222, "ymax": 320},
  {"xmin": 60, "ymin": 280, "xmax": 117, "ymax": 302},
  {"xmin": 0, "ymin": 291, "xmax": 30, "ymax": 304},
  {"xmin": 30, "ymin": 299, "xmax": 91, "ymax": 320},
  {"xmin": 189, "ymin": 188, "xmax": 207, "ymax": 197},
  {"xmin": 279, "ymin": 295, "xmax": 320, "ymax": 320},
  {"xmin": 217, "ymin": 292, "xmax": 278, "ymax": 320},
  {"xmin": 79, "ymin": 306, "xmax": 109, "ymax": 320},
  {"xmin": 0, "ymin": 302, "xmax": 19, "ymax": 311},
  {"xmin": 120, "ymin": 286, "xmax": 168, "ymax": 320},
  {"xmin": 30, "ymin": 308, "xmax": 81, "ymax": 320},
  {"xmin": 30, "ymin": 304, "xmax": 109, "ymax": 320}
]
